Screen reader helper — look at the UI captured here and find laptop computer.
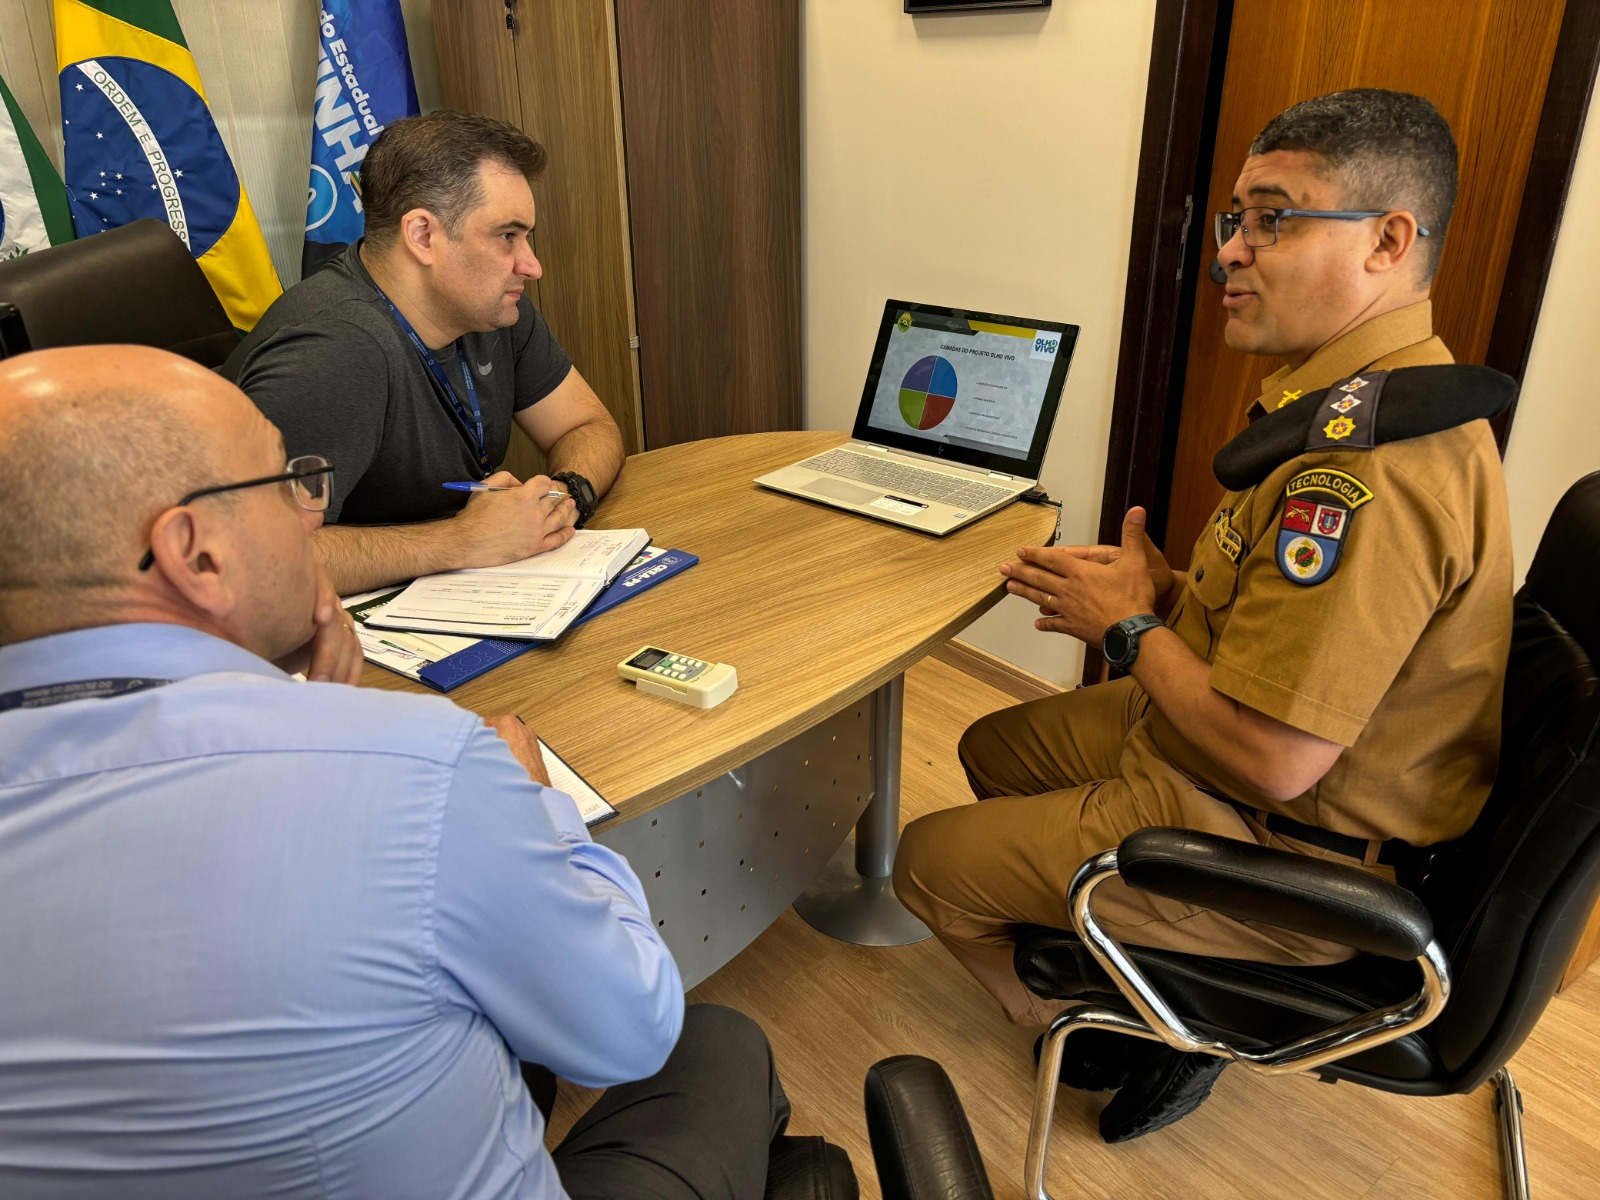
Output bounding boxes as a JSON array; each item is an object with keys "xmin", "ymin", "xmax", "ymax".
[{"xmin": 756, "ymin": 300, "xmax": 1077, "ymax": 535}]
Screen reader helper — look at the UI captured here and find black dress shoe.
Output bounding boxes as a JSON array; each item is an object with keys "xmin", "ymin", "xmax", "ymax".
[
  {"xmin": 1032, "ymin": 1029, "xmax": 1171, "ymax": 1092},
  {"xmin": 1096, "ymin": 1047, "xmax": 1227, "ymax": 1142}
]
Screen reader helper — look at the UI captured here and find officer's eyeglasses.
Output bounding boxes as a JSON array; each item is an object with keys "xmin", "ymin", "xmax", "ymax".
[
  {"xmin": 1214, "ymin": 206, "xmax": 1431, "ymax": 249},
  {"xmin": 138, "ymin": 455, "xmax": 334, "ymax": 571}
]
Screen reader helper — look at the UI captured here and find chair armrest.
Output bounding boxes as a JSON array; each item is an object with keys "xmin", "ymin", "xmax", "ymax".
[
  {"xmin": 864, "ymin": 1056, "xmax": 994, "ymax": 1200},
  {"xmin": 1117, "ymin": 827, "xmax": 1434, "ymax": 961}
]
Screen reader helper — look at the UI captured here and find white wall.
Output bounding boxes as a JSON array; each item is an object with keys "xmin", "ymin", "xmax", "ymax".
[
  {"xmin": 1502, "ymin": 100, "xmax": 1600, "ymax": 581},
  {"xmin": 0, "ymin": 0, "xmax": 441, "ymax": 287},
  {"xmin": 802, "ymin": 0, "xmax": 1158, "ymax": 686}
]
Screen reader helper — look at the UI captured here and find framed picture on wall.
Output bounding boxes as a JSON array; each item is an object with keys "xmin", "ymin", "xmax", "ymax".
[{"xmin": 905, "ymin": 0, "xmax": 1050, "ymax": 11}]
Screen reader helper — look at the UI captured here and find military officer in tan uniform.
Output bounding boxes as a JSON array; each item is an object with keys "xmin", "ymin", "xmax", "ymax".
[{"xmin": 893, "ymin": 88, "xmax": 1513, "ymax": 1141}]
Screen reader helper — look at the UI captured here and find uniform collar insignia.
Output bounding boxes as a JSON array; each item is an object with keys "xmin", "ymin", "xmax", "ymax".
[{"xmin": 1247, "ymin": 301, "xmax": 1437, "ymax": 415}]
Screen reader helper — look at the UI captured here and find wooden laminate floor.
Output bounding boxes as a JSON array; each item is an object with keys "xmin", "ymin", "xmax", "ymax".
[{"xmin": 551, "ymin": 658, "xmax": 1600, "ymax": 1198}]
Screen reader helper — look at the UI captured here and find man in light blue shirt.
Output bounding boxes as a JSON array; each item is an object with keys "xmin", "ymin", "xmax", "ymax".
[{"xmin": 0, "ymin": 346, "xmax": 790, "ymax": 1198}]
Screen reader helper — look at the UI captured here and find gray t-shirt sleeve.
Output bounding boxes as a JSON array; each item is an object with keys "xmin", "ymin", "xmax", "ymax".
[
  {"xmin": 232, "ymin": 322, "xmax": 389, "ymax": 522},
  {"xmin": 511, "ymin": 300, "xmax": 574, "ymax": 412}
]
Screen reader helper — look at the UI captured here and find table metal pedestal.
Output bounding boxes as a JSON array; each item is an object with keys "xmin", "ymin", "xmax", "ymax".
[
  {"xmin": 793, "ymin": 674, "xmax": 932, "ymax": 946},
  {"xmin": 596, "ymin": 699, "xmax": 873, "ymax": 990}
]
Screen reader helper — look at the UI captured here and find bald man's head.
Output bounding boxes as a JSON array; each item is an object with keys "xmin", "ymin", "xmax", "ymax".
[{"xmin": 0, "ymin": 346, "xmax": 307, "ymax": 645}]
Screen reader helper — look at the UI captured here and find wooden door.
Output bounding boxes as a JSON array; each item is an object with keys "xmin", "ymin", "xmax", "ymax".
[
  {"xmin": 1162, "ymin": 0, "xmax": 1566, "ymax": 568},
  {"xmin": 614, "ymin": 0, "xmax": 803, "ymax": 448},
  {"xmin": 433, "ymin": 0, "xmax": 645, "ymax": 482},
  {"xmin": 505, "ymin": 0, "xmax": 644, "ymax": 458},
  {"xmin": 431, "ymin": 0, "xmax": 523, "ymax": 131}
]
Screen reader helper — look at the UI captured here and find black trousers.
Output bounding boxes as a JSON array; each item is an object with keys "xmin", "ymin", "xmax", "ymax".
[{"xmin": 525, "ymin": 1004, "xmax": 791, "ymax": 1200}]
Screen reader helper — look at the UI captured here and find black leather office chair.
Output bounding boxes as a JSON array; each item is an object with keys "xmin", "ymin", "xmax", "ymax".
[
  {"xmin": 1012, "ymin": 471, "xmax": 1600, "ymax": 1200},
  {"xmin": 764, "ymin": 1055, "xmax": 996, "ymax": 1199},
  {"xmin": 0, "ymin": 218, "xmax": 238, "ymax": 365},
  {"xmin": 766, "ymin": 1133, "xmax": 859, "ymax": 1199},
  {"xmin": 864, "ymin": 1056, "xmax": 995, "ymax": 1200}
]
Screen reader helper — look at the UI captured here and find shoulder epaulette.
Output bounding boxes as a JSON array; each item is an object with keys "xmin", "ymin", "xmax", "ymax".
[{"xmin": 1213, "ymin": 364, "xmax": 1516, "ymax": 491}]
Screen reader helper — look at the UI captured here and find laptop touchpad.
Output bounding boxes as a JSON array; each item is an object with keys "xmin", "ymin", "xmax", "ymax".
[{"xmin": 803, "ymin": 477, "xmax": 881, "ymax": 505}]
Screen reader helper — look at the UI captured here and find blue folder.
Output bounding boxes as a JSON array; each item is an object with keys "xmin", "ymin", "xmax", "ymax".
[{"xmin": 414, "ymin": 549, "xmax": 699, "ymax": 692}]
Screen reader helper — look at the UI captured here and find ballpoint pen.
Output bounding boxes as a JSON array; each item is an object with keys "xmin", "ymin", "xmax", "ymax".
[{"xmin": 443, "ymin": 482, "xmax": 569, "ymax": 497}]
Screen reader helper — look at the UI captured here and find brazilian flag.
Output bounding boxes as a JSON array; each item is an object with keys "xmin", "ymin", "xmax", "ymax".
[
  {"xmin": 55, "ymin": 0, "xmax": 282, "ymax": 330},
  {"xmin": 0, "ymin": 71, "xmax": 75, "ymax": 258}
]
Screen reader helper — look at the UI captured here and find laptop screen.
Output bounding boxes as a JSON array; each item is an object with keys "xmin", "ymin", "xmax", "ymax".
[{"xmin": 852, "ymin": 300, "xmax": 1078, "ymax": 478}]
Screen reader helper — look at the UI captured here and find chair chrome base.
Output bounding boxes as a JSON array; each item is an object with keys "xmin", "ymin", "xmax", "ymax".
[
  {"xmin": 1026, "ymin": 1007, "xmax": 1176, "ymax": 1200},
  {"xmin": 1025, "ymin": 1010, "xmax": 1536, "ymax": 1200},
  {"xmin": 1022, "ymin": 849, "xmax": 1479, "ymax": 1200},
  {"xmin": 1492, "ymin": 1066, "xmax": 1532, "ymax": 1200}
]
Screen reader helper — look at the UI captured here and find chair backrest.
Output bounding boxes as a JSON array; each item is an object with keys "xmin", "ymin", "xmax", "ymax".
[
  {"xmin": 0, "ymin": 219, "xmax": 237, "ymax": 367},
  {"xmin": 1419, "ymin": 472, "xmax": 1600, "ymax": 1088}
]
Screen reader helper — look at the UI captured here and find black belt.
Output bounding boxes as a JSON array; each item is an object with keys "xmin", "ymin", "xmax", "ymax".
[{"xmin": 1258, "ymin": 810, "xmax": 1424, "ymax": 873}]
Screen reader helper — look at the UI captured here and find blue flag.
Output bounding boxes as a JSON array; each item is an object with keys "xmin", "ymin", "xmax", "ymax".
[{"xmin": 303, "ymin": 1, "xmax": 418, "ymax": 277}]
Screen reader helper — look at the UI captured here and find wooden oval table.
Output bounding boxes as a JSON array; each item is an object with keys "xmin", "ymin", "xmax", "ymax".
[{"xmin": 362, "ymin": 430, "xmax": 1056, "ymax": 986}]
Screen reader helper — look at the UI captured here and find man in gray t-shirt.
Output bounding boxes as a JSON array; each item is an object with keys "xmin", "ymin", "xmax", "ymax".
[{"xmin": 224, "ymin": 112, "xmax": 625, "ymax": 595}]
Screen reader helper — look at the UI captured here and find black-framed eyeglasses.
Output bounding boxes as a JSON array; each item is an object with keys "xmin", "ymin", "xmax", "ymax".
[
  {"xmin": 1214, "ymin": 206, "xmax": 1431, "ymax": 249},
  {"xmin": 137, "ymin": 455, "xmax": 334, "ymax": 571}
]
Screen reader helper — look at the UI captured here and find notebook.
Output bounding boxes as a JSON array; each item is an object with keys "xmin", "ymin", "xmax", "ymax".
[
  {"xmin": 365, "ymin": 527, "xmax": 650, "ymax": 641},
  {"xmin": 755, "ymin": 299, "xmax": 1078, "ymax": 534},
  {"xmin": 540, "ymin": 739, "xmax": 616, "ymax": 828},
  {"xmin": 348, "ymin": 546, "xmax": 699, "ymax": 691}
]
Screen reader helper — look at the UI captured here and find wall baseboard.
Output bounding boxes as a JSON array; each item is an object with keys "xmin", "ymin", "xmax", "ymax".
[{"xmin": 931, "ymin": 639, "xmax": 1062, "ymax": 704}]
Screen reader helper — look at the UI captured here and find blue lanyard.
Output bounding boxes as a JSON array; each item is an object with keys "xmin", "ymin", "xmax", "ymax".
[
  {"xmin": 0, "ymin": 678, "xmax": 171, "ymax": 712},
  {"xmin": 370, "ymin": 286, "xmax": 490, "ymax": 472}
]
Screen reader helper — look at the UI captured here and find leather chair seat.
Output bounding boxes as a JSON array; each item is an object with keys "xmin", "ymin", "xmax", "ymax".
[
  {"xmin": 766, "ymin": 1136, "xmax": 859, "ymax": 1200},
  {"xmin": 1014, "ymin": 925, "xmax": 1444, "ymax": 1084}
]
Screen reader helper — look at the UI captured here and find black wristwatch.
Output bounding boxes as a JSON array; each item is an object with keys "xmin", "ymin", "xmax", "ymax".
[
  {"xmin": 552, "ymin": 471, "xmax": 597, "ymax": 529},
  {"xmin": 1102, "ymin": 613, "xmax": 1163, "ymax": 670}
]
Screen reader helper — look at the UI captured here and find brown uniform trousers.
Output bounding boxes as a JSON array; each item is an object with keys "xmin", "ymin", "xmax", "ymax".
[{"xmin": 894, "ymin": 301, "xmax": 1513, "ymax": 1026}]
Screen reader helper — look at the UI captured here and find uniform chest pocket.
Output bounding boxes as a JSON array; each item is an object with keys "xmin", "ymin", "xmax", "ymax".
[
  {"xmin": 1188, "ymin": 552, "xmax": 1240, "ymax": 610},
  {"xmin": 1187, "ymin": 508, "xmax": 1244, "ymax": 611}
]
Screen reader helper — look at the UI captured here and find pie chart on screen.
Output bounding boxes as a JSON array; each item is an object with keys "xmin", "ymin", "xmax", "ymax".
[{"xmin": 898, "ymin": 355, "xmax": 958, "ymax": 430}]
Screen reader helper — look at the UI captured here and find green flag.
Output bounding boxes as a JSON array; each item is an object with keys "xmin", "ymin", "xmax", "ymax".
[{"xmin": 0, "ymin": 71, "xmax": 74, "ymax": 259}]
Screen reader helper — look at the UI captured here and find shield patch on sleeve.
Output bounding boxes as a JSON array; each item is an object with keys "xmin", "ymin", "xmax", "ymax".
[{"xmin": 1276, "ymin": 468, "xmax": 1373, "ymax": 586}]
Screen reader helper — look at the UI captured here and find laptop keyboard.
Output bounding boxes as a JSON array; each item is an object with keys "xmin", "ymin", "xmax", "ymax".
[{"xmin": 799, "ymin": 449, "xmax": 1016, "ymax": 511}]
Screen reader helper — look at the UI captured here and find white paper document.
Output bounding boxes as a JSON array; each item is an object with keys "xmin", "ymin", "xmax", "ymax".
[
  {"xmin": 539, "ymin": 739, "xmax": 616, "ymax": 827},
  {"xmin": 470, "ymin": 529, "xmax": 652, "ymax": 580},
  {"xmin": 366, "ymin": 528, "xmax": 649, "ymax": 641}
]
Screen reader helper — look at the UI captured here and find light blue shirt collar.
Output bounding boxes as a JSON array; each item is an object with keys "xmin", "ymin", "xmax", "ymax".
[{"xmin": 0, "ymin": 623, "xmax": 288, "ymax": 695}]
